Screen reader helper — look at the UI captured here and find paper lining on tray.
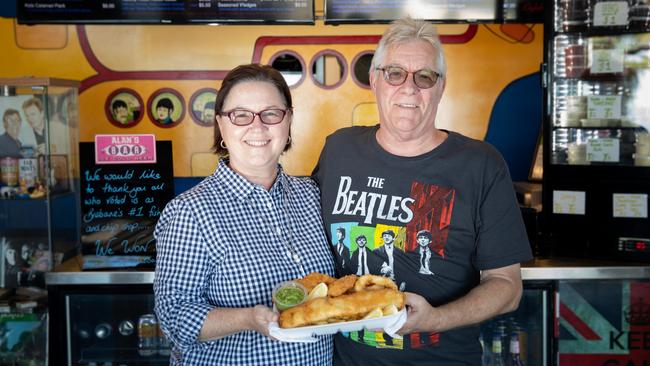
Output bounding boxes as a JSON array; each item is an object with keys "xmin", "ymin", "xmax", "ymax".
[{"xmin": 268, "ymin": 307, "xmax": 407, "ymax": 343}]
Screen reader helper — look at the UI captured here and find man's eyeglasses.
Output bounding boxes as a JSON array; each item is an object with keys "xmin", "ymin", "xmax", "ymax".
[
  {"xmin": 220, "ymin": 108, "xmax": 290, "ymax": 126},
  {"xmin": 376, "ymin": 65, "xmax": 441, "ymax": 89}
]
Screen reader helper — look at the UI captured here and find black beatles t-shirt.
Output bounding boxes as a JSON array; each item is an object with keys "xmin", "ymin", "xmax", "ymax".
[{"xmin": 312, "ymin": 126, "xmax": 532, "ymax": 366}]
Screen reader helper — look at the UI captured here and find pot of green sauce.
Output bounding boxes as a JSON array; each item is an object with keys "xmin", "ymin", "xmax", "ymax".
[{"xmin": 273, "ymin": 281, "xmax": 307, "ymax": 311}]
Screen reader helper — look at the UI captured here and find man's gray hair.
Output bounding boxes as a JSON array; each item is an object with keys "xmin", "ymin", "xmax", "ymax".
[{"xmin": 371, "ymin": 17, "xmax": 447, "ymax": 77}]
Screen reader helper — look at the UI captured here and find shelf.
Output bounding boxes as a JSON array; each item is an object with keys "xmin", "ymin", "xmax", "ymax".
[
  {"xmin": 554, "ymin": 28, "xmax": 650, "ymax": 37},
  {"xmin": 552, "ymin": 73, "xmax": 637, "ymax": 82},
  {"xmin": 552, "ymin": 126, "xmax": 645, "ymax": 130}
]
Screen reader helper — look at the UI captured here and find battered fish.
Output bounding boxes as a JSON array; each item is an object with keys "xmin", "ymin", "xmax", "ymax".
[
  {"xmin": 354, "ymin": 274, "xmax": 398, "ymax": 292},
  {"xmin": 279, "ymin": 288, "xmax": 405, "ymax": 328},
  {"xmin": 327, "ymin": 274, "xmax": 358, "ymax": 297},
  {"xmin": 294, "ymin": 272, "xmax": 336, "ymax": 292}
]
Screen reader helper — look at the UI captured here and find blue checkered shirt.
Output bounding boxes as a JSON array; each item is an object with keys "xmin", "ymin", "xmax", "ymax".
[{"xmin": 154, "ymin": 159, "xmax": 335, "ymax": 365}]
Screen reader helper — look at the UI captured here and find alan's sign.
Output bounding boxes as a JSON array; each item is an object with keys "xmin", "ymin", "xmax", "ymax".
[{"xmin": 95, "ymin": 134, "xmax": 156, "ymax": 164}]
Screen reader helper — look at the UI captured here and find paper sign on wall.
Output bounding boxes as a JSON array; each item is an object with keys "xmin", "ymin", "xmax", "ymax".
[
  {"xmin": 553, "ymin": 190, "xmax": 586, "ymax": 215},
  {"xmin": 593, "ymin": 1, "xmax": 629, "ymax": 26},
  {"xmin": 590, "ymin": 49, "xmax": 624, "ymax": 74},
  {"xmin": 613, "ymin": 193, "xmax": 648, "ymax": 218},
  {"xmin": 587, "ymin": 95, "xmax": 622, "ymax": 119},
  {"xmin": 587, "ymin": 138, "xmax": 620, "ymax": 162}
]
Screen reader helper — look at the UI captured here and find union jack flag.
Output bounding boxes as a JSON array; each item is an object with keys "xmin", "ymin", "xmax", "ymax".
[{"xmin": 558, "ymin": 281, "xmax": 650, "ymax": 365}]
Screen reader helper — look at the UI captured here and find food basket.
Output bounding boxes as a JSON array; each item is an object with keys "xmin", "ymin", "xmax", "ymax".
[{"xmin": 268, "ymin": 307, "xmax": 407, "ymax": 343}]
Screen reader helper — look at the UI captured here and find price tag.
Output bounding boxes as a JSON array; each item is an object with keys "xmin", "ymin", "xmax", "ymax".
[
  {"xmin": 586, "ymin": 138, "xmax": 620, "ymax": 162},
  {"xmin": 593, "ymin": 1, "xmax": 629, "ymax": 26},
  {"xmin": 553, "ymin": 190, "xmax": 586, "ymax": 215},
  {"xmin": 613, "ymin": 193, "xmax": 648, "ymax": 218},
  {"xmin": 587, "ymin": 95, "xmax": 621, "ymax": 119},
  {"xmin": 590, "ymin": 49, "xmax": 624, "ymax": 74}
]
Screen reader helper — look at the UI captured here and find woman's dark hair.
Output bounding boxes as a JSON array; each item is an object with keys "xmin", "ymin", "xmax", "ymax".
[{"xmin": 213, "ymin": 63, "xmax": 293, "ymax": 155}]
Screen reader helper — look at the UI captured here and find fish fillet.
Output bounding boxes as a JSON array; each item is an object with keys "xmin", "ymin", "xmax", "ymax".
[{"xmin": 279, "ymin": 288, "xmax": 405, "ymax": 328}]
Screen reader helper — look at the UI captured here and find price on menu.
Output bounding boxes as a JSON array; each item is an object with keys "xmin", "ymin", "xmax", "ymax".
[
  {"xmin": 587, "ymin": 138, "xmax": 620, "ymax": 163},
  {"xmin": 593, "ymin": 1, "xmax": 629, "ymax": 26},
  {"xmin": 587, "ymin": 95, "xmax": 621, "ymax": 119}
]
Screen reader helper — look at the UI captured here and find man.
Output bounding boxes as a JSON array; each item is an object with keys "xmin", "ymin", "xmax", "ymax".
[
  {"xmin": 111, "ymin": 99, "xmax": 130, "ymax": 124},
  {"xmin": 333, "ymin": 227, "xmax": 350, "ymax": 273},
  {"xmin": 201, "ymin": 101, "xmax": 216, "ymax": 125},
  {"xmin": 312, "ymin": 17, "xmax": 532, "ymax": 364},
  {"xmin": 22, "ymin": 98, "xmax": 46, "ymax": 154},
  {"xmin": 373, "ymin": 229, "xmax": 404, "ymax": 282},
  {"xmin": 350, "ymin": 235, "xmax": 371, "ymax": 276},
  {"xmin": 416, "ymin": 230, "xmax": 434, "ymax": 275},
  {"xmin": 0, "ymin": 109, "xmax": 22, "ymax": 157},
  {"xmin": 155, "ymin": 98, "xmax": 174, "ymax": 125}
]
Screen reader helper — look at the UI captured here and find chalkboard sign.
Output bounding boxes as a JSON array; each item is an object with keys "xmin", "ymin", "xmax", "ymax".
[
  {"xmin": 79, "ymin": 141, "xmax": 174, "ymax": 270},
  {"xmin": 325, "ymin": 0, "xmax": 499, "ymax": 24},
  {"xmin": 17, "ymin": 0, "xmax": 313, "ymax": 25}
]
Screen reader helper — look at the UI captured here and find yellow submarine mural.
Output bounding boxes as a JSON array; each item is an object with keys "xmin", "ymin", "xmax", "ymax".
[{"xmin": 0, "ymin": 17, "xmax": 542, "ymax": 179}]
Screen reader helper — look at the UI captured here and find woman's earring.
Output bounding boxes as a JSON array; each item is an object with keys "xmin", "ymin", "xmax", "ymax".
[
  {"xmin": 220, "ymin": 140, "xmax": 227, "ymax": 149},
  {"xmin": 286, "ymin": 135, "xmax": 291, "ymax": 145}
]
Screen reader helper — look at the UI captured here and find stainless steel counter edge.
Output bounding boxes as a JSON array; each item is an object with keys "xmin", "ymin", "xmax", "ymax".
[
  {"xmin": 46, "ymin": 262, "xmax": 650, "ymax": 285},
  {"xmin": 521, "ymin": 266, "xmax": 650, "ymax": 280},
  {"xmin": 46, "ymin": 271, "xmax": 155, "ymax": 285}
]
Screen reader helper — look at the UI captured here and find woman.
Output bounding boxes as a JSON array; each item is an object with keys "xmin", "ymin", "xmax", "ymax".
[{"xmin": 154, "ymin": 64, "xmax": 335, "ymax": 365}]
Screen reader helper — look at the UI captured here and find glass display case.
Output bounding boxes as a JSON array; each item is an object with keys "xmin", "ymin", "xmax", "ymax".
[
  {"xmin": 0, "ymin": 77, "xmax": 80, "ymax": 289},
  {"xmin": 47, "ymin": 272, "xmax": 170, "ymax": 366},
  {"xmin": 557, "ymin": 279, "xmax": 650, "ymax": 365},
  {"xmin": 480, "ymin": 284, "xmax": 552, "ymax": 366},
  {"xmin": 543, "ymin": 1, "xmax": 650, "ymax": 261}
]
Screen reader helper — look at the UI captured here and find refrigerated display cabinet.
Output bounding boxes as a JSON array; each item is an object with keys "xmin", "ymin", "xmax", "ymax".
[{"xmin": 543, "ymin": 0, "xmax": 650, "ymax": 261}]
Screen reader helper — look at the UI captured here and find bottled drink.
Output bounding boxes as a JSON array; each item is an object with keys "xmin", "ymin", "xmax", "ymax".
[
  {"xmin": 491, "ymin": 331, "xmax": 506, "ymax": 366},
  {"xmin": 138, "ymin": 314, "xmax": 158, "ymax": 356},
  {"xmin": 508, "ymin": 332, "xmax": 525, "ymax": 366},
  {"xmin": 479, "ymin": 332, "xmax": 492, "ymax": 366},
  {"xmin": 158, "ymin": 321, "xmax": 171, "ymax": 356}
]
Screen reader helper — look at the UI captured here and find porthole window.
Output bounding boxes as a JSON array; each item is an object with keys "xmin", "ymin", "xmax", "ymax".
[
  {"xmin": 270, "ymin": 51, "xmax": 305, "ymax": 88},
  {"xmin": 310, "ymin": 50, "xmax": 347, "ymax": 89},
  {"xmin": 351, "ymin": 51, "xmax": 374, "ymax": 89}
]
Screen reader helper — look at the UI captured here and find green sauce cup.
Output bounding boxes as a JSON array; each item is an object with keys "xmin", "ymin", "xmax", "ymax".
[{"xmin": 272, "ymin": 281, "xmax": 307, "ymax": 311}]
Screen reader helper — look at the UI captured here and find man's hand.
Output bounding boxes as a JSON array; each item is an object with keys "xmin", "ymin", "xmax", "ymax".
[{"xmin": 397, "ymin": 292, "xmax": 440, "ymax": 335}]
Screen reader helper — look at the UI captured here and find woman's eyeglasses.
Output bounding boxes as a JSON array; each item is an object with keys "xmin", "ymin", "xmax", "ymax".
[
  {"xmin": 376, "ymin": 65, "xmax": 441, "ymax": 89},
  {"xmin": 220, "ymin": 108, "xmax": 290, "ymax": 126}
]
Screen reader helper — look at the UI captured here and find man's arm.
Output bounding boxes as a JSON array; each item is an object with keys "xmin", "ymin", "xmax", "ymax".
[{"xmin": 398, "ymin": 263, "xmax": 523, "ymax": 334}]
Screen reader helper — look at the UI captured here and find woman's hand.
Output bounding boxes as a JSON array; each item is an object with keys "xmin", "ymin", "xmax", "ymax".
[
  {"xmin": 397, "ymin": 292, "xmax": 440, "ymax": 335},
  {"xmin": 248, "ymin": 305, "xmax": 279, "ymax": 338}
]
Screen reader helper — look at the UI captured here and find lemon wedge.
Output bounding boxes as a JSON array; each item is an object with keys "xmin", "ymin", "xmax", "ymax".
[
  {"xmin": 363, "ymin": 307, "xmax": 384, "ymax": 319},
  {"xmin": 307, "ymin": 282, "xmax": 328, "ymax": 300},
  {"xmin": 382, "ymin": 304, "xmax": 399, "ymax": 316}
]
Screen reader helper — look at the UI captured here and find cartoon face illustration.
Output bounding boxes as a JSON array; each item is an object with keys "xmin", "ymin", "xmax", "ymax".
[{"xmin": 416, "ymin": 230, "xmax": 432, "ymax": 247}]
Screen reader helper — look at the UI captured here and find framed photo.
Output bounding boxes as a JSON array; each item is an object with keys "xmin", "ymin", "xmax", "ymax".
[
  {"xmin": 147, "ymin": 88, "xmax": 185, "ymax": 128},
  {"xmin": 189, "ymin": 88, "xmax": 217, "ymax": 127},
  {"xmin": 105, "ymin": 89, "xmax": 144, "ymax": 128},
  {"xmin": 1, "ymin": 236, "xmax": 47, "ymax": 288}
]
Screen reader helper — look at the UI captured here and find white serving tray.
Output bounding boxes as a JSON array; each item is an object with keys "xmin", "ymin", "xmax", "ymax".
[{"xmin": 268, "ymin": 307, "xmax": 407, "ymax": 343}]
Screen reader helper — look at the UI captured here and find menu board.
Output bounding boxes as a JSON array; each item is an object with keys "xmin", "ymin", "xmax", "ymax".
[
  {"xmin": 79, "ymin": 141, "xmax": 174, "ymax": 270},
  {"xmin": 325, "ymin": 0, "xmax": 499, "ymax": 24},
  {"xmin": 18, "ymin": 0, "xmax": 313, "ymax": 24}
]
